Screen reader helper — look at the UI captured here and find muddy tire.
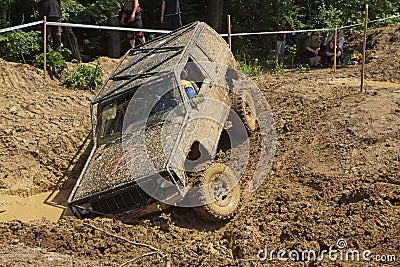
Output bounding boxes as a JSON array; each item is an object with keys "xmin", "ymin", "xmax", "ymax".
[
  {"xmin": 231, "ymin": 91, "xmax": 257, "ymax": 132},
  {"xmin": 194, "ymin": 163, "xmax": 240, "ymax": 221}
]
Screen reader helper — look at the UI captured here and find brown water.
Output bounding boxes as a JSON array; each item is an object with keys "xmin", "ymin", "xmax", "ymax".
[{"xmin": 0, "ymin": 190, "xmax": 69, "ymax": 222}]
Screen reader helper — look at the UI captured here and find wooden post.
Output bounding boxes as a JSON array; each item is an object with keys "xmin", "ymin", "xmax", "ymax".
[
  {"xmin": 333, "ymin": 27, "xmax": 338, "ymax": 73},
  {"xmin": 227, "ymin": 15, "xmax": 232, "ymax": 50},
  {"xmin": 43, "ymin": 16, "xmax": 47, "ymax": 81},
  {"xmin": 361, "ymin": 4, "xmax": 368, "ymax": 92}
]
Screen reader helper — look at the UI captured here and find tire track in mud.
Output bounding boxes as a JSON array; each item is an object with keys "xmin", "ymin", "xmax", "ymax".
[{"xmin": 0, "ymin": 67, "xmax": 399, "ymax": 266}]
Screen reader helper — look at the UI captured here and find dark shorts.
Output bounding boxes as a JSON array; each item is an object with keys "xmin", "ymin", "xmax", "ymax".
[
  {"xmin": 126, "ymin": 11, "xmax": 143, "ymax": 40},
  {"xmin": 163, "ymin": 14, "xmax": 182, "ymax": 30}
]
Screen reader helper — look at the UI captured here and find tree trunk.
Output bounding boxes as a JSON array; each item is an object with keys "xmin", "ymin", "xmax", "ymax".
[
  {"xmin": 206, "ymin": 0, "xmax": 223, "ymax": 32},
  {"xmin": 107, "ymin": 13, "xmax": 121, "ymax": 58},
  {"xmin": 65, "ymin": 27, "xmax": 82, "ymax": 61},
  {"xmin": 1, "ymin": 8, "xmax": 6, "ymax": 25}
]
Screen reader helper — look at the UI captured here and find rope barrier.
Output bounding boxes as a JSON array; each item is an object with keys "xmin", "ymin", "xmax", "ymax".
[
  {"xmin": 0, "ymin": 14, "xmax": 398, "ymax": 37},
  {"xmin": 0, "ymin": 20, "xmax": 43, "ymax": 34},
  {"xmin": 220, "ymin": 14, "xmax": 400, "ymax": 37},
  {"xmin": 220, "ymin": 28, "xmax": 334, "ymax": 37},
  {"xmin": 369, "ymin": 14, "xmax": 400, "ymax": 23},
  {"xmin": 46, "ymin": 22, "xmax": 171, "ymax": 34}
]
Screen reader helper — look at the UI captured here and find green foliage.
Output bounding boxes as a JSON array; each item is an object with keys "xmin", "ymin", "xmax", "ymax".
[
  {"xmin": 273, "ymin": 63, "xmax": 286, "ymax": 76},
  {"xmin": 225, "ymin": 0, "xmax": 399, "ymax": 63},
  {"xmin": 95, "ymin": 0, "xmax": 121, "ymax": 14},
  {"xmin": 61, "ymin": 47, "xmax": 74, "ymax": 62},
  {"xmin": 2, "ymin": 0, "xmax": 399, "ymax": 67},
  {"xmin": 61, "ymin": 0, "xmax": 85, "ymax": 23},
  {"xmin": 34, "ymin": 48, "xmax": 67, "ymax": 78},
  {"xmin": 0, "ymin": 30, "xmax": 41, "ymax": 62},
  {"xmin": 1, "ymin": 0, "xmax": 34, "ymax": 26},
  {"xmin": 62, "ymin": 60, "xmax": 103, "ymax": 90},
  {"xmin": 238, "ymin": 57, "xmax": 262, "ymax": 77},
  {"xmin": 283, "ymin": 44, "xmax": 297, "ymax": 63}
]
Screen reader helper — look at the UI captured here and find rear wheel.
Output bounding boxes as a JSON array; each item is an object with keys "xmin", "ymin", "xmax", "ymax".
[{"xmin": 194, "ymin": 163, "xmax": 240, "ymax": 221}]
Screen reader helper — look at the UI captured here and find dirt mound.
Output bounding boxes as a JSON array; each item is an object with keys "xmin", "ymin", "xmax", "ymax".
[
  {"xmin": 348, "ymin": 25, "xmax": 400, "ymax": 83},
  {"xmin": 0, "ymin": 59, "xmax": 93, "ymax": 195},
  {"xmin": 0, "ymin": 26, "xmax": 399, "ymax": 266}
]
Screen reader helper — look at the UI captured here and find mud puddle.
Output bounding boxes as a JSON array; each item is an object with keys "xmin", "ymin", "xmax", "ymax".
[{"xmin": 0, "ymin": 190, "xmax": 70, "ymax": 222}]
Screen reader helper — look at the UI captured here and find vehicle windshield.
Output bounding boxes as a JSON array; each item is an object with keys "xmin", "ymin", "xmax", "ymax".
[{"xmin": 98, "ymin": 74, "xmax": 183, "ymax": 140}]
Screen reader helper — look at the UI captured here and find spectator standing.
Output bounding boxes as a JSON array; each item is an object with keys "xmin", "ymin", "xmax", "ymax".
[
  {"xmin": 274, "ymin": 18, "xmax": 288, "ymax": 65},
  {"xmin": 305, "ymin": 31, "xmax": 322, "ymax": 67},
  {"xmin": 36, "ymin": 0, "xmax": 62, "ymax": 52},
  {"xmin": 161, "ymin": 0, "xmax": 182, "ymax": 30},
  {"xmin": 121, "ymin": 0, "xmax": 145, "ymax": 48}
]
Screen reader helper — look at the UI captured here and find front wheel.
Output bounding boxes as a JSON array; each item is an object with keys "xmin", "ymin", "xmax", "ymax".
[
  {"xmin": 193, "ymin": 163, "xmax": 241, "ymax": 221},
  {"xmin": 231, "ymin": 90, "xmax": 257, "ymax": 132}
]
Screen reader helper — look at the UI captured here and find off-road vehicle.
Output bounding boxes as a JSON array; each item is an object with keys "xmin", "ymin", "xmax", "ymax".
[{"xmin": 68, "ymin": 22, "xmax": 258, "ymax": 221}]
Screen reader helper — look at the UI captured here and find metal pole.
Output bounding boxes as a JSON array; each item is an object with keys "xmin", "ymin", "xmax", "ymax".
[
  {"xmin": 333, "ymin": 27, "xmax": 337, "ymax": 73},
  {"xmin": 227, "ymin": 15, "xmax": 232, "ymax": 50},
  {"xmin": 43, "ymin": 16, "xmax": 47, "ymax": 81},
  {"xmin": 361, "ymin": 4, "xmax": 368, "ymax": 92}
]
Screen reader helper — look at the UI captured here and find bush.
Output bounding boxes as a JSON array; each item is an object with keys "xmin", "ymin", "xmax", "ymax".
[
  {"xmin": 0, "ymin": 30, "xmax": 41, "ymax": 62},
  {"xmin": 62, "ymin": 60, "xmax": 103, "ymax": 90},
  {"xmin": 238, "ymin": 57, "xmax": 262, "ymax": 77},
  {"xmin": 34, "ymin": 48, "xmax": 67, "ymax": 78}
]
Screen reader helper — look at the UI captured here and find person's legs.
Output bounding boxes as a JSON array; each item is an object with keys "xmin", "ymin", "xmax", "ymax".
[
  {"xmin": 164, "ymin": 16, "xmax": 173, "ymax": 30},
  {"xmin": 172, "ymin": 14, "xmax": 182, "ymax": 30},
  {"xmin": 275, "ymin": 46, "xmax": 280, "ymax": 65},
  {"xmin": 47, "ymin": 17, "xmax": 62, "ymax": 52},
  {"xmin": 138, "ymin": 35, "xmax": 145, "ymax": 44},
  {"xmin": 134, "ymin": 14, "xmax": 145, "ymax": 46},
  {"xmin": 275, "ymin": 54, "xmax": 281, "ymax": 65},
  {"xmin": 337, "ymin": 47, "xmax": 343, "ymax": 64},
  {"xmin": 307, "ymin": 50, "xmax": 321, "ymax": 66},
  {"xmin": 127, "ymin": 30, "xmax": 135, "ymax": 48},
  {"xmin": 129, "ymin": 38, "xmax": 136, "ymax": 48},
  {"xmin": 276, "ymin": 41, "xmax": 282, "ymax": 65},
  {"xmin": 45, "ymin": 25, "xmax": 52, "ymax": 47},
  {"xmin": 309, "ymin": 57, "xmax": 315, "ymax": 66},
  {"xmin": 275, "ymin": 40, "xmax": 285, "ymax": 65},
  {"xmin": 280, "ymin": 40, "xmax": 286, "ymax": 64},
  {"xmin": 309, "ymin": 56, "xmax": 321, "ymax": 66},
  {"xmin": 315, "ymin": 56, "xmax": 322, "ymax": 67},
  {"xmin": 54, "ymin": 18, "xmax": 63, "ymax": 52}
]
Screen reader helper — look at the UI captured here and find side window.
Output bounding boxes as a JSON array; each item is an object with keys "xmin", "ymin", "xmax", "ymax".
[
  {"xmin": 142, "ymin": 74, "xmax": 183, "ymax": 125},
  {"xmin": 180, "ymin": 59, "xmax": 207, "ymax": 93},
  {"xmin": 179, "ymin": 59, "xmax": 208, "ymax": 103}
]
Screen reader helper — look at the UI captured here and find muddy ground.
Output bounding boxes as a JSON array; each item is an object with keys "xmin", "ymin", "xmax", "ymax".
[{"xmin": 0, "ymin": 26, "xmax": 399, "ymax": 266}]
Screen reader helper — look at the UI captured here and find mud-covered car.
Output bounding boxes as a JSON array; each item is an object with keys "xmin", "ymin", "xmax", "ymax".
[{"xmin": 68, "ymin": 22, "xmax": 258, "ymax": 221}]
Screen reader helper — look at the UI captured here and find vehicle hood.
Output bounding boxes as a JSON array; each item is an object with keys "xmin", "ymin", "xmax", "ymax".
[{"xmin": 73, "ymin": 122, "xmax": 172, "ymax": 200}]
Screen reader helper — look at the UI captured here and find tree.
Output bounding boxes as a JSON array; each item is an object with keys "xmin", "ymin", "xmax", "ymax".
[
  {"xmin": 96, "ymin": 0, "xmax": 121, "ymax": 58},
  {"xmin": 2, "ymin": 0, "xmax": 399, "ymax": 62},
  {"xmin": 206, "ymin": 0, "xmax": 223, "ymax": 31}
]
